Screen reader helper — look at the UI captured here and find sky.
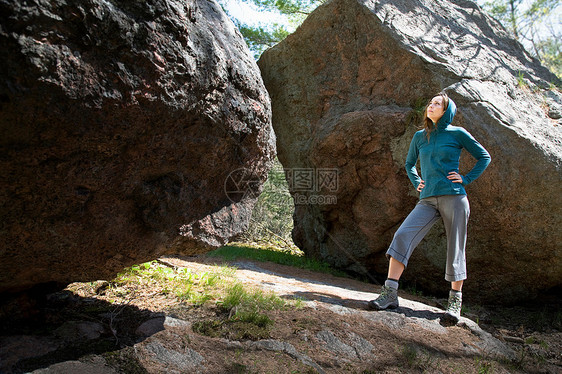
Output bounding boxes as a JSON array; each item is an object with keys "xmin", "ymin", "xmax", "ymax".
[
  {"xmin": 223, "ymin": 0, "xmax": 293, "ymax": 29},
  {"xmin": 222, "ymin": 0, "xmax": 560, "ymax": 39}
]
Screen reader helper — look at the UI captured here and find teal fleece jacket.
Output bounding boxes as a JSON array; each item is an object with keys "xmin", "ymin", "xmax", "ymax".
[{"xmin": 405, "ymin": 98, "xmax": 491, "ymax": 199}]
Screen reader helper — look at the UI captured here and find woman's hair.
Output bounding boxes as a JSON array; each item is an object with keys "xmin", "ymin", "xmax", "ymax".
[{"xmin": 423, "ymin": 92, "xmax": 449, "ymax": 141}]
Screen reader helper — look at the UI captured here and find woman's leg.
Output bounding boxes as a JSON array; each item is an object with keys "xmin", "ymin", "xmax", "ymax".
[
  {"xmin": 451, "ymin": 280, "xmax": 463, "ymax": 292},
  {"xmin": 385, "ymin": 198, "xmax": 441, "ymax": 269},
  {"xmin": 388, "ymin": 257, "xmax": 405, "ymax": 280},
  {"xmin": 369, "ymin": 199, "xmax": 440, "ymax": 310},
  {"xmin": 438, "ymin": 195, "xmax": 470, "ymax": 323},
  {"xmin": 438, "ymin": 195, "xmax": 470, "ymax": 283}
]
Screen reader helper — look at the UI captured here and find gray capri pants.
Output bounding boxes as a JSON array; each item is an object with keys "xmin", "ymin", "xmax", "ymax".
[{"xmin": 386, "ymin": 195, "xmax": 470, "ymax": 282}]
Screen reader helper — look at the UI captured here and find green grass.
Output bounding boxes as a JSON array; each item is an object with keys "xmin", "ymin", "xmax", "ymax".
[
  {"xmin": 111, "ymin": 260, "xmax": 238, "ymax": 305},
  {"xmin": 475, "ymin": 357, "xmax": 495, "ymax": 374},
  {"xmin": 401, "ymin": 344, "xmax": 418, "ymax": 368},
  {"xmin": 219, "ymin": 281, "xmax": 285, "ymax": 332},
  {"xmin": 192, "ymin": 282, "xmax": 288, "ymax": 341},
  {"xmin": 208, "ymin": 243, "xmax": 348, "ymax": 277},
  {"xmin": 220, "ymin": 282, "xmax": 286, "ymax": 315},
  {"xmin": 108, "ymin": 258, "xmax": 298, "ymax": 341}
]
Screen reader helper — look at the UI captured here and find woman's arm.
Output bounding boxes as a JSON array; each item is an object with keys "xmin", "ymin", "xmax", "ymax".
[
  {"xmin": 458, "ymin": 129, "xmax": 491, "ymax": 185},
  {"xmin": 405, "ymin": 132, "xmax": 423, "ymax": 190}
]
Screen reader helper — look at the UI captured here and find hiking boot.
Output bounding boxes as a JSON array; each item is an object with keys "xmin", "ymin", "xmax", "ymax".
[
  {"xmin": 368, "ymin": 285, "xmax": 399, "ymax": 310},
  {"xmin": 442, "ymin": 291, "xmax": 462, "ymax": 324}
]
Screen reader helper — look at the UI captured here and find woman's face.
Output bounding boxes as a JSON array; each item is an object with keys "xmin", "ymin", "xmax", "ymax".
[{"xmin": 427, "ymin": 96, "xmax": 445, "ymax": 123}]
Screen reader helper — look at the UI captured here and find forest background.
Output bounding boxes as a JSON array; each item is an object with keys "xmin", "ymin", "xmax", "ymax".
[{"xmin": 216, "ymin": 0, "xmax": 561, "ymax": 250}]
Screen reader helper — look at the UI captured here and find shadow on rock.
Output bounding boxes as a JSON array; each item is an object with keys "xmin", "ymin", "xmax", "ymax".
[
  {"xmin": 291, "ymin": 290, "xmax": 372, "ymax": 310},
  {"xmin": 0, "ymin": 286, "xmax": 164, "ymax": 374},
  {"xmin": 391, "ymin": 306, "xmax": 443, "ymax": 321}
]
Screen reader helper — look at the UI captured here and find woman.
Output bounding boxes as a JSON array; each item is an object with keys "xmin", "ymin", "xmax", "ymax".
[{"xmin": 368, "ymin": 92, "xmax": 491, "ymax": 324}]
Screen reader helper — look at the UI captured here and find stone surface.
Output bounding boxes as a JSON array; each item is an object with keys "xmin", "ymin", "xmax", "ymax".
[
  {"xmin": 0, "ymin": 335, "xmax": 60, "ymax": 370},
  {"xmin": 139, "ymin": 340, "xmax": 206, "ymax": 372},
  {"xmin": 258, "ymin": 0, "xmax": 561, "ymax": 303},
  {"xmin": 54, "ymin": 321, "xmax": 105, "ymax": 342},
  {"xmin": 316, "ymin": 329, "xmax": 359, "ymax": 359},
  {"xmin": 135, "ymin": 317, "xmax": 166, "ymax": 337},
  {"xmin": 0, "ymin": 0, "xmax": 274, "ymax": 293},
  {"xmin": 248, "ymin": 339, "xmax": 325, "ymax": 373},
  {"xmin": 3, "ymin": 257, "xmax": 524, "ymax": 373},
  {"xmin": 31, "ymin": 356, "xmax": 117, "ymax": 374}
]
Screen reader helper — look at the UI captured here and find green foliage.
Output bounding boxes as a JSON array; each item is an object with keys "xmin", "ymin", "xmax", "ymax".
[
  {"xmin": 517, "ymin": 70, "xmax": 528, "ymax": 88},
  {"xmin": 192, "ymin": 320, "xmax": 223, "ymax": 338},
  {"xmin": 478, "ymin": 0, "xmax": 561, "ymax": 78},
  {"xmin": 113, "ymin": 261, "xmax": 237, "ymax": 305},
  {"xmin": 238, "ymin": 157, "xmax": 297, "ymax": 249},
  {"xmin": 397, "ymin": 344, "xmax": 440, "ymax": 371},
  {"xmin": 475, "ymin": 357, "xmax": 495, "ymax": 374},
  {"xmin": 525, "ymin": 336, "xmax": 549, "ymax": 349},
  {"xmin": 209, "ymin": 243, "xmax": 348, "ymax": 277},
  {"xmin": 238, "ymin": 23, "xmax": 290, "ymax": 58},
  {"xmin": 249, "ymin": 0, "xmax": 321, "ymax": 16},
  {"xmin": 482, "ymin": 0, "xmax": 523, "ymax": 37},
  {"xmin": 536, "ymin": 37, "xmax": 562, "ymax": 78},
  {"xmin": 112, "ymin": 260, "xmax": 303, "ymax": 341},
  {"xmin": 193, "ymin": 282, "xmax": 285, "ymax": 340},
  {"xmin": 218, "ymin": 0, "xmax": 325, "ymax": 58},
  {"xmin": 220, "ymin": 282, "xmax": 285, "ymax": 313}
]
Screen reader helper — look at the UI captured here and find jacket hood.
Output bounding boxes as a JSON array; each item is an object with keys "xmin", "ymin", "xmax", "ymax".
[{"xmin": 436, "ymin": 97, "xmax": 456, "ymax": 128}]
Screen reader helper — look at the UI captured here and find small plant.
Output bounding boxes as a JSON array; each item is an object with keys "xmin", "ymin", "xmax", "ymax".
[
  {"xmin": 526, "ymin": 336, "xmax": 550, "ymax": 349},
  {"xmin": 407, "ymin": 96, "xmax": 429, "ymax": 126},
  {"xmin": 475, "ymin": 357, "xmax": 494, "ymax": 374},
  {"xmin": 398, "ymin": 344, "xmax": 439, "ymax": 371},
  {"xmin": 192, "ymin": 320, "xmax": 223, "ymax": 338},
  {"xmin": 226, "ymin": 362, "xmax": 249, "ymax": 374},
  {"xmin": 293, "ymin": 297, "xmax": 305, "ymax": 309},
  {"xmin": 190, "ymin": 282, "xmax": 288, "ymax": 340},
  {"xmin": 219, "ymin": 282, "xmax": 286, "ymax": 315},
  {"xmin": 517, "ymin": 70, "xmax": 529, "ymax": 89},
  {"xmin": 110, "ymin": 261, "xmax": 238, "ymax": 307},
  {"xmin": 401, "ymin": 344, "xmax": 418, "ymax": 368}
]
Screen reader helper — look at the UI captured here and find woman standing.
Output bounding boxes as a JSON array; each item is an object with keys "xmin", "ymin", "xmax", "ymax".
[{"xmin": 368, "ymin": 92, "xmax": 491, "ymax": 324}]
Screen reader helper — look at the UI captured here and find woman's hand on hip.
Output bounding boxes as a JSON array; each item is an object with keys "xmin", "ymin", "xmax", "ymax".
[
  {"xmin": 447, "ymin": 171, "xmax": 463, "ymax": 184},
  {"xmin": 416, "ymin": 180, "xmax": 425, "ymax": 192}
]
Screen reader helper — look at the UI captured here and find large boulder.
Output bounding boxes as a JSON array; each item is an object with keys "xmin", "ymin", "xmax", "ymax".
[
  {"xmin": 0, "ymin": 0, "xmax": 275, "ymax": 293},
  {"xmin": 258, "ymin": 0, "xmax": 561, "ymax": 303}
]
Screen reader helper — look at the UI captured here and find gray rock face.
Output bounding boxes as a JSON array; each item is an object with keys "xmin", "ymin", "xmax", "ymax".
[
  {"xmin": 0, "ymin": 0, "xmax": 275, "ymax": 293},
  {"xmin": 258, "ymin": 0, "xmax": 561, "ymax": 303}
]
